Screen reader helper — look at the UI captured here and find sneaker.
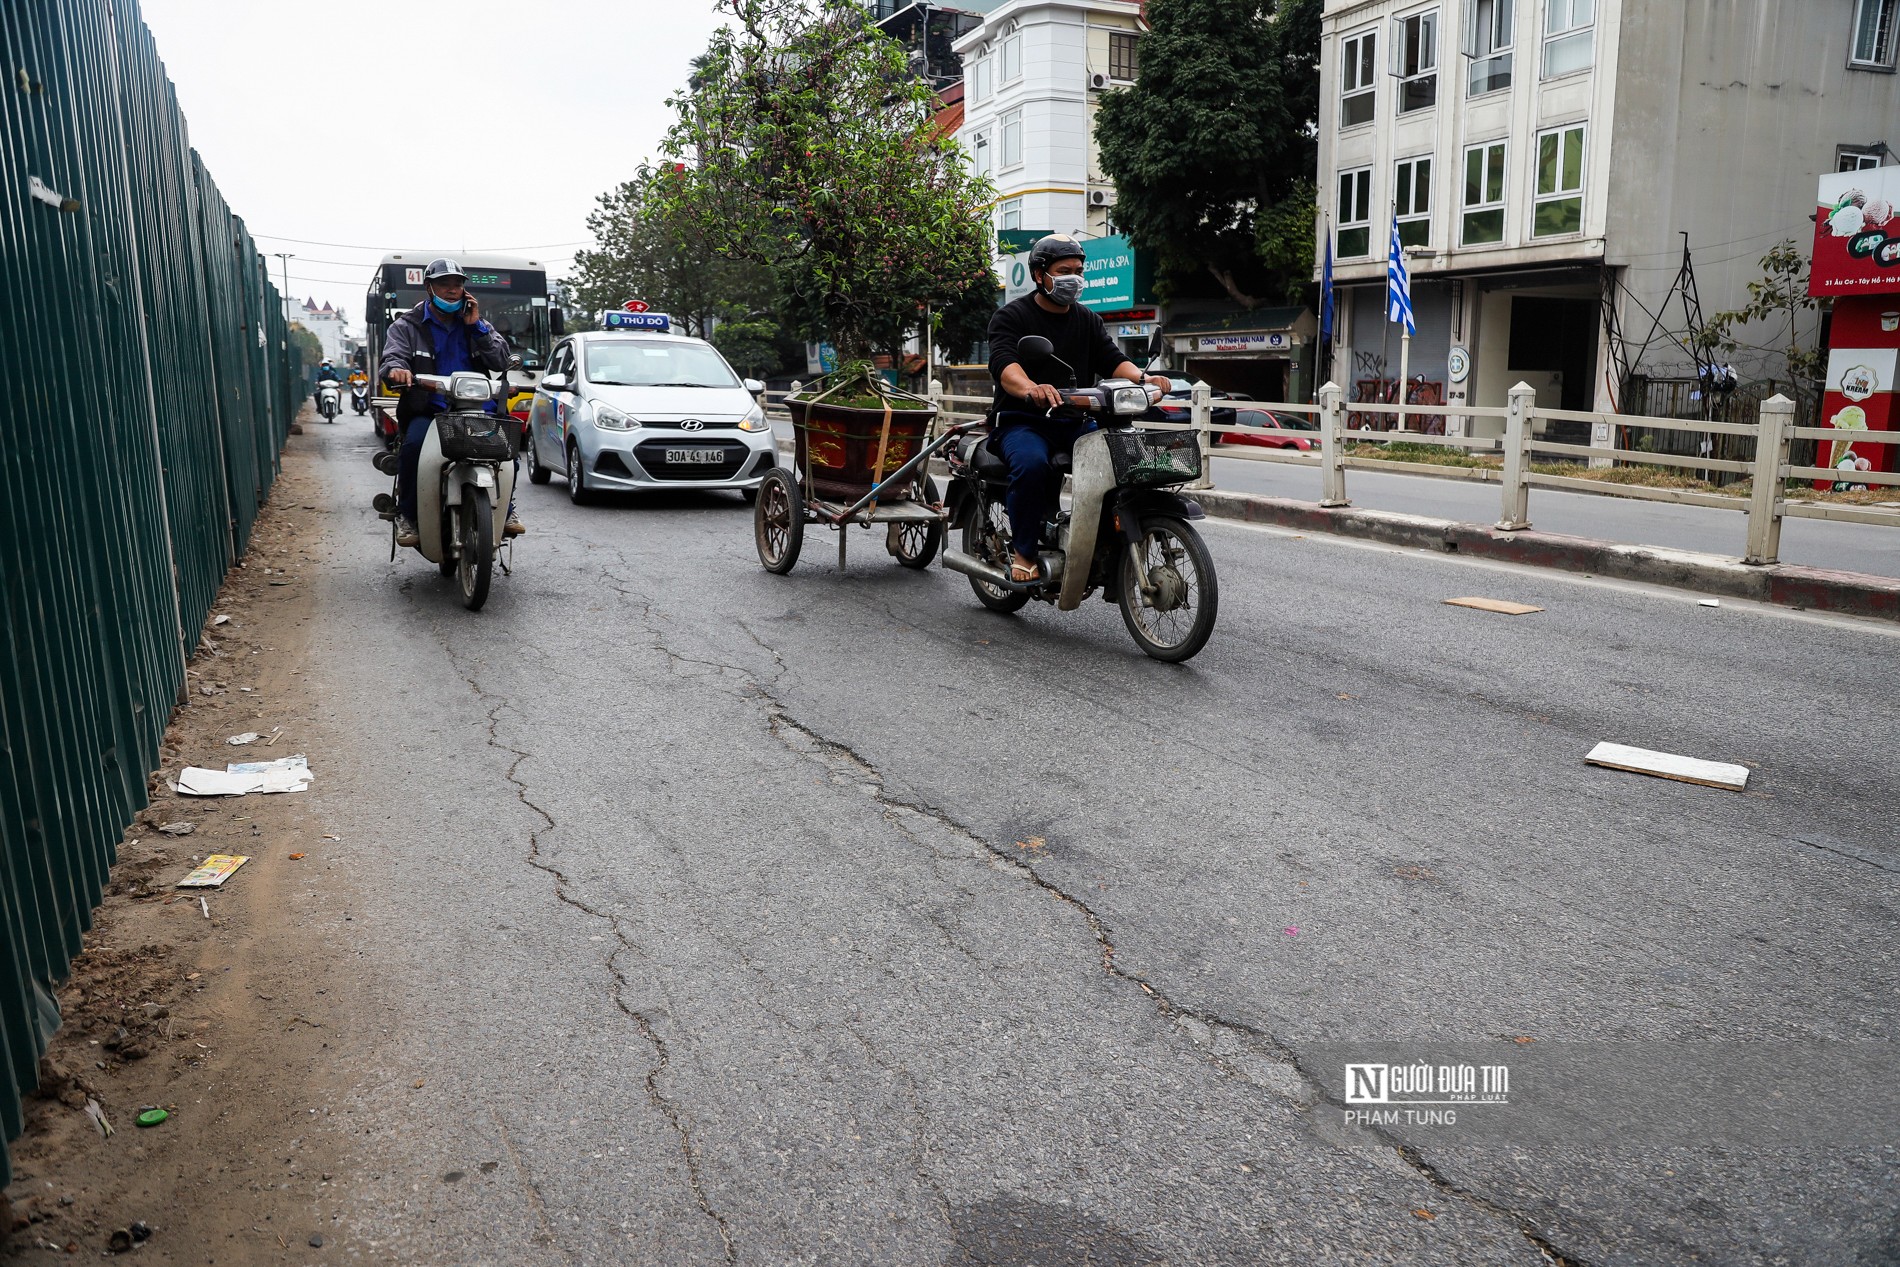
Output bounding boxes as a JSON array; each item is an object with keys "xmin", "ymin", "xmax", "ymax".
[
  {"xmin": 504, "ymin": 511, "xmax": 526, "ymax": 538},
  {"xmin": 396, "ymin": 518, "xmax": 419, "ymax": 547}
]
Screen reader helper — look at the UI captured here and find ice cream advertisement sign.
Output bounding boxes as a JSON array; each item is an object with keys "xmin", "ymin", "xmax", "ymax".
[{"xmin": 1811, "ymin": 167, "xmax": 1900, "ymax": 296}]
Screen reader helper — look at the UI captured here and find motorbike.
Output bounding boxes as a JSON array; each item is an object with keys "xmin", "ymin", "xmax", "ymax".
[
  {"xmin": 941, "ymin": 335, "xmax": 1219, "ymax": 662},
  {"xmin": 369, "ymin": 371, "xmax": 517, "ymax": 611},
  {"xmin": 315, "ymin": 376, "xmax": 344, "ymax": 424},
  {"xmin": 350, "ymin": 379, "xmax": 369, "ymax": 415}
]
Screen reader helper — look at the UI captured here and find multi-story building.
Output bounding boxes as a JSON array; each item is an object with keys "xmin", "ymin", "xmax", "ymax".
[
  {"xmin": 953, "ymin": 0, "xmax": 1163, "ymax": 364},
  {"xmin": 284, "ymin": 295, "xmax": 355, "ymax": 366},
  {"xmin": 1318, "ymin": 0, "xmax": 1900, "ymax": 439}
]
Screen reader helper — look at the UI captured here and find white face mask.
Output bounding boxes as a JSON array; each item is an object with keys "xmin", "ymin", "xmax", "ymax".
[{"xmin": 1044, "ymin": 274, "xmax": 1085, "ymax": 306}]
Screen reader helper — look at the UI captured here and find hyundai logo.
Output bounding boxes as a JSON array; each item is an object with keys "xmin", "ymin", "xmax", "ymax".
[{"xmin": 679, "ymin": 419, "xmax": 704, "ymax": 432}]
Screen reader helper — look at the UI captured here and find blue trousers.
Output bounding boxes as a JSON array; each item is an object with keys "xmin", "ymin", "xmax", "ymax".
[
  {"xmin": 397, "ymin": 415, "xmax": 518, "ymax": 521},
  {"xmin": 997, "ymin": 415, "xmax": 1094, "ymax": 564}
]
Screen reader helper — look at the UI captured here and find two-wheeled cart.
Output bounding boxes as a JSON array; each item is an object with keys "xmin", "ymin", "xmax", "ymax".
[{"xmin": 753, "ymin": 379, "xmax": 978, "ymax": 575}]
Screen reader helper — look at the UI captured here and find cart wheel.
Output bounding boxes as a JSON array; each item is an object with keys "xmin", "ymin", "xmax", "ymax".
[
  {"xmin": 754, "ymin": 468, "xmax": 804, "ymax": 574},
  {"xmin": 888, "ymin": 476, "xmax": 943, "ymax": 569}
]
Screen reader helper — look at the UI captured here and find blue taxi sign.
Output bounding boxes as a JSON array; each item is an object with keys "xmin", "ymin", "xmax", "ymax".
[{"xmin": 601, "ymin": 310, "xmax": 670, "ymax": 332}]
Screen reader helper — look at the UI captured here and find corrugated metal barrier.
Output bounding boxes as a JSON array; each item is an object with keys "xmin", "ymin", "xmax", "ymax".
[{"xmin": 0, "ymin": 0, "xmax": 306, "ymax": 1183}]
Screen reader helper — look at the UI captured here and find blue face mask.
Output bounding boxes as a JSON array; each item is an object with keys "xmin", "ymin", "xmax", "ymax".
[{"xmin": 431, "ymin": 293, "xmax": 464, "ymax": 314}]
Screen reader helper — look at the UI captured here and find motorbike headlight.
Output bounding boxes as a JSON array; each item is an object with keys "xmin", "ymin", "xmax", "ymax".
[
  {"xmin": 738, "ymin": 403, "xmax": 769, "ymax": 432},
  {"xmin": 594, "ymin": 403, "xmax": 639, "ymax": 431},
  {"xmin": 451, "ymin": 374, "xmax": 492, "ymax": 402},
  {"xmin": 1111, "ymin": 386, "xmax": 1151, "ymax": 416}
]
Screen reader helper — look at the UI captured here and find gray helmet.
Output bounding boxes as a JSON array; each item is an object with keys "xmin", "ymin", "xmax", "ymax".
[
  {"xmin": 1028, "ymin": 234, "xmax": 1085, "ymax": 276},
  {"xmin": 423, "ymin": 257, "xmax": 467, "ymax": 284}
]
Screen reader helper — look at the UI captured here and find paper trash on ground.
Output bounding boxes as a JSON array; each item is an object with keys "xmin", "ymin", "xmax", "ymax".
[
  {"xmin": 177, "ymin": 854, "xmax": 250, "ymax": 888},
  {"xmin": 226, "ymin": 732, "xmax": 261, "ymax": 746},
  {"xmin": 175, "ymin": 755, "xmax": 313, "ymax": 796}
]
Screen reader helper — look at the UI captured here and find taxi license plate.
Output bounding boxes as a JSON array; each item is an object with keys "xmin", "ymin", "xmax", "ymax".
[{"xmin": 665, "ymin": 448, "xmax": 724, "ymax": 464}]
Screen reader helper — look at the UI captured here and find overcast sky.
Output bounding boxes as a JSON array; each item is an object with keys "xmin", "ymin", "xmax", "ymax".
[{"xmin": 141, "ymin": 0, "xmax": 728, "ymax": 330}]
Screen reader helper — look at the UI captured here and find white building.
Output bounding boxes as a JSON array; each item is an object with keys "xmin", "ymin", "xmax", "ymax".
[
  {"xmin": 953, "ymin": 0, "xmax": 1163, "ymax": 363},
  {"xmin": 1318, "ymin": 0, "xmax": 1900, "ymax": 441},
  {"xmin": 285, "ymin": 296, "xmax": 355, "ymax": 366}
]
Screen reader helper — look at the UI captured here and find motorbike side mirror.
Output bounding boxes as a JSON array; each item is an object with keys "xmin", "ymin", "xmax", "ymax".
[
  {"xmin": 549, "ymin": 307, "xmax": 566, "ymax": 337},
  {"xmin": 1016, "ymin": 335, "xmax": 1075, "ymax": 388},
  {"xmin": 507, "ymin": 353, "xmax": 524, "ymax": 370}
]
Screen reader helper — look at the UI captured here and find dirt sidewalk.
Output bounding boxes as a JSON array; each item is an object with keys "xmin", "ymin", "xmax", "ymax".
[{"xmin": 3, "ymin": 420, "xmax": 375, "ymax": 1263}]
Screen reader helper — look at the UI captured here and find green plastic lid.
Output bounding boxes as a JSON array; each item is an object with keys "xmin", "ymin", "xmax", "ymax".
[{"xmin": 136, "ymin": 1109, "xmax": 168, "ymax": 1128}]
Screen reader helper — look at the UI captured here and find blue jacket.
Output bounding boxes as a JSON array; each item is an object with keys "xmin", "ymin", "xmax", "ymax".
[{"xmin": 378, "ymin": 301, "xmax": 508, "ymax": 414}]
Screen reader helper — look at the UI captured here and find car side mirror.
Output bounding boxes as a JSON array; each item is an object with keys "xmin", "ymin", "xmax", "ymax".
[
  {"xmin": 743, "ymin": 378, "xmax": 765, "ymax": 395},
  {"xmin": 541, "ymin": 373, "xmax": 569, "ymax": 392}
]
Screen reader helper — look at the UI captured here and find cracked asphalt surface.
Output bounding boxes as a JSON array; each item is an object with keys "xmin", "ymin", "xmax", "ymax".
[{"xmin": 296, "ymin": 421, "xmax": 1898, "ymax": 1266}]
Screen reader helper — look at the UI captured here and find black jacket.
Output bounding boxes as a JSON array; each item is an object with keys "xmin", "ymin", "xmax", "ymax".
[{"xmin": 986, "ymin": 293, "xmax": 1127, "ymax": 417}]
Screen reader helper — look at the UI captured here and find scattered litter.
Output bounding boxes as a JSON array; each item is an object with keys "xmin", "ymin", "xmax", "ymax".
[
  {"xmin": 238, "ymin": 686, "xmax": 255, "ymax": 693},
  {"xmin": 157, "ymin": 822, "xmax": 195, "ymax": 837},
  {"xmin": 1284, "ymin": 926, "xmax": 1298, "ymax": 936},
  {"xmin": 1585, "ymin": 741, "xmax": 1749, "ymax": 791},
  {"xmin": 264, "ymin": 727, "xmax": 284, "ymax": 747},
  {"xmin": 1444, "ymin": 596, "xmax": 1543, "ymax": 615},
  {"xmin": 413, "ymin": 1080, "xmax": 425, "ymax": 1089},
  {"xmin": 212, "ymin": 614, "xmax": 230, "ymax": 626},
  {"xmin": 309, "ymin": 1234, "xmax": 325, "ymax": 1248},
  {"xmin": 175, "ymin": 755, "xmax": 312, "ymax": 796},
  {"xmin": 83, "ymin": 1098, "xmax": 113, "ymax": 1138},
  {"xmin": 269, "ymin": 580, "xmax": 290, "ymax": 587},
  {"xmin": 321, "ymin": 834, "xmax": 340, "ymax": 841},
  {"xmin": 1412, "ymin": 1208, "xmax": 1436, "ymax": 1221},
  {"xmin": 135, "ymin": 1108, "xmax": 168, "ymax": 1129},
  {"xmin": 226, "ymin": 732, "xmax": 261, "ymax": 746},
  {"xmin": 130, "ymin": 1222, "xmax": 152, "ymax": 1243},
  {"xmin": 198, "ymin": 684, "xmax": 225, "ymax": 697},
  {"xmin": 108, "ymin": 1229, "xmax": 133, "ymax": 1253},
  {"xmin": 199, "ymin": 897, "xmax": 210, "ymax": 919},
  {"xmin": 288, "ymin": 853, "xmax": 305, "ymax": 860},
  {"xmin": 1015, "ymin": 836, "xmax": 1046, "ymax": 851},
  {"xmin": 1698, "ymin": 598, "xmax": 1721, "ymax": 608},
  {"xmin": 177, "ymin": 855, "xmax": 250, "ymax": 889},
  {"xmin": 1335, "ymin": 692, "xmax": 1356, "ymax": 700}
]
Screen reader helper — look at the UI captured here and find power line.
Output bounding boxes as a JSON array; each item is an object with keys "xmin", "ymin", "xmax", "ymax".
[{"xmin": 252, "ymin": 231, "xmax": 589, "ymax": 252}]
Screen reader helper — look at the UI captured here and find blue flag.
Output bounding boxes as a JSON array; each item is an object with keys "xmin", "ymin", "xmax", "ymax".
[
  {"xmin": 1386, "ymin": 220, "xmax": 1415, "ymax": 336},
  {"xmin": 1320, "ymin": 229, "xmax": 1335, "ymax": 343}
]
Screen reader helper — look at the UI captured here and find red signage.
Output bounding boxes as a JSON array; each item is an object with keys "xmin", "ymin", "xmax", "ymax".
[
  {"xmin": 1810, "ymin": 168, "xmax": 1900, "ymax": 297},
  {"xmin": 622, "ymin": 299, "xmax": 650, "ymax": 312}
]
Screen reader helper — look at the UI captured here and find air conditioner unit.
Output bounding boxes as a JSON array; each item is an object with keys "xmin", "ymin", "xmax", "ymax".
[
  {"xmin": 1089, "ymin": 189, "xmax": 1117, "ymax": 207},
  {"xmin": 1087, "ymin": 71, "xmax": 1109, "ymax": 90}
]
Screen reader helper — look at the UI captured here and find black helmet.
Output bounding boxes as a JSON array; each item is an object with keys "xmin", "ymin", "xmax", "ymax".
[
  {"xmin": 423, "ymin": 257, "xmax": 467, "ymax": 284},
  {"xmin": 1028, "ymin": 234, "xmax": 1085, "ymax": 275}
]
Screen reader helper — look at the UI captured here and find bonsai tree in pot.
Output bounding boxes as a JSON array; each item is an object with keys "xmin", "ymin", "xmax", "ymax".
[{"xmin": 650, "ymin": 0, "xmax": 995, "ymax": 422}]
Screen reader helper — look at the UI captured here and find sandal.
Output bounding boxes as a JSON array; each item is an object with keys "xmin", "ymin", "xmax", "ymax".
[{"xmin": 1009, "ymin": 558, "xmax": 1041, "ymax": 583}]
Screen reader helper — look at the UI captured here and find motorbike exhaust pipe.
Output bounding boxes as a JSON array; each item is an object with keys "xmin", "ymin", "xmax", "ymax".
[{"xmin": 942, "ymin": 549, "xmax": 1013, "ymax": 588}]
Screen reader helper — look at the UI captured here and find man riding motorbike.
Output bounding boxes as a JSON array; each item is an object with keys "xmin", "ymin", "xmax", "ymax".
[
  {"xmin": 986, "ymin": 234, "xmax": 1169, "ymax": 582},
  {"xmin": 315, "ymin": 359, "xmax": 341, "ymax": 386},
  {"xmin": 378, "ymin": 258, "xmax": 524, "ymax": 546}
]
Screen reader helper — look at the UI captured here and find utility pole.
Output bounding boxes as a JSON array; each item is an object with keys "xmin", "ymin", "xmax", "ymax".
[{"xmin": 271, "ymin": 252, "xmax": 297, "ymax": 409}]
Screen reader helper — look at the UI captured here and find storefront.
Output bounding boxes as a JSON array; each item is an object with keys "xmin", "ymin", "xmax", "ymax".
[
  {"xmin": 1165, "ymin": 307, "xmax": 1318, "ymax": 403},
  {"xmin": 1809, "ymin": 166, "xmax": 1900, "ymax": 486},
  {"xmin": 1079, "ymin": 234, "xmax": 1161, "ymax": 364}
]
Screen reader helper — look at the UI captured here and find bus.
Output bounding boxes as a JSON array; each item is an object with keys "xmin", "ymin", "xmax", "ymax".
[{"xmin": 362, "ymin": 250, "xmax": 564, "ymax": 445}]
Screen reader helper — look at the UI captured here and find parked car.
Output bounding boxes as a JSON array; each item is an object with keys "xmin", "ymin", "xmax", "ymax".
[
  {"xmin": 1217, "ymin": 408, "xmax": 1320, "ymax": 452},
  {"xmin": 1150, "ymin": 379, "xmax": 1238, "ymax": 434}
]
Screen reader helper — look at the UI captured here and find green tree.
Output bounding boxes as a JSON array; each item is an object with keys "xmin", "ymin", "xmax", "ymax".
[
  {"xmin": 1094, "ymin": 0, "xmax": 1321, "ymax": 307},
  {"xmin": 651, "ymin": 0, "xmax": 995, "ymax": 363},
  {"xmin": 1697, "ymin": 240, "xmax": 1826, "ymax": 398},
  {"xmin": 287, "ymin": 322, "xmax": 322, "ymax": 371}
]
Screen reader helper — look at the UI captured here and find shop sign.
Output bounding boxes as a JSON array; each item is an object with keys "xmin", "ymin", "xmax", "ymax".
[
  {"xmin": 1811, "ymin": 168, "xmax": 1900, "ymax": 296},
  {"xmin": 1081, "ymin": 235, "xmax": 1138, "ymax": 310},
  {"xmin": 1115, "ymin": 323, "xmax": 1157, "ymax": 338},
  {"xmin": 1198, "ymin": 331, "xmax": 1292, "ymax": 353},
  {"xmin": 1002, "ymin": 252, "xmax": 1033, "ymax": 302}
]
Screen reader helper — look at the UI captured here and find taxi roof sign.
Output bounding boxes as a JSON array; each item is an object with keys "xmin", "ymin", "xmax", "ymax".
[
  {"xmin": 622, "ymin": 299, "xmax": 651, "ymax": 312},
  {"xmin": 600, "ymin": 310, "xmax": 670, "ymax": 332}
]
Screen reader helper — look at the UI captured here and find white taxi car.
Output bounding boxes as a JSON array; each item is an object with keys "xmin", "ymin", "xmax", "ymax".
[{"xmin": 524, "ymin": 316, "xmax": 776, "ymax": 503}]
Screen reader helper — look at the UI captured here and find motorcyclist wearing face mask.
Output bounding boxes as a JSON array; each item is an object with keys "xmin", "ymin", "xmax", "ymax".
[
  {"xmin": 378, "ymin": 257, "xmax": 521, "ymax": 546},
  {"xmin": 986, "ymin": 234, "xmax": 1169, "ymax": 582}
]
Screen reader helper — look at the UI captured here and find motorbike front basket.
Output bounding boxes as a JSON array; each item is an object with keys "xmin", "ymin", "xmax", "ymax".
[
  {"xmin": 435, "ymin": 411, "xmax": 514, "ymax": 461},
  {"xmin": 1103, "ymin": 428, "xmax": 1201, "ymax": 488}
]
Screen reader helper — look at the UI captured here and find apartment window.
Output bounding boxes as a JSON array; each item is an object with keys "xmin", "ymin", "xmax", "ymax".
[
  {"xmin": 1001, "ymin": 109, "xmax": 1022, "ymax": 168},
  {"xmin": 1109, "ymin": 32, "xmax": 1139, "ymax": 81},
  {"xmin": 1544, "ymin": 0, "xmax": 1594, "ymax": 77},
  {"xmin": 1002, "ymin": 33, "xmax": 1022, "ymax": 82},
  {"xmin": 970, "ymin": 130, "xmax": 991, "ymax": 179},
  {"xmin": 1395, "ymin": 156, "xmax": 1432, "ymax": 248},
  {"xmin": 1001, "ymin": 199, "xmax": 1022, "ymax": 232},
  {"xmin": 1840, "ymin": 148, "xmax": 1887, "ymax": 171},
  {"xmin": 1394, "ymin": 10, "xmax": 1437, "ymax": 112},
  {"xmin": 1464, "ymin": 0, "xmax": 1513, "ymax": 96},
  {"xmin": 1462, "ymin": 141, "xmax": 1507, "ymax": 244},
  {"xmin": 1337, "ymin": 167, "xmax": 1372, "ymax": 258},
  {"xmin": 1340, "ymin": 29, "xmax": 1376, "ymax": 127},
  {"xmin": 1533, "ymin": 126, "xmax": 1585, "ymax": 237},
  {"xmin": 969, "ymin": 56, "xmax": 990, "ymax": 105},
  {"xmin": 1852, "ymin": 0, "xmax": 1897, "ymax": 67}
]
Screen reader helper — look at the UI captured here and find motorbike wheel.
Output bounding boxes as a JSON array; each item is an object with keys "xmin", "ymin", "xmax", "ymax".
[
  {"xmin": 566, "ymin": 442, "xmax": 591, "ymax": 506},
  {"xmin": 1116, "ymin": 515, "xmax": 1217, "ymax": 663},
  {"xmin": 457, "ymin": 489, "xmax": 494, "ymax": 611},
  {"xmin": 960, "ymin": 493, "xmax": 1029, "ymax": 614},
  {"xmin": 754, "ymin": 468, "xmax": 804, "ymax": 574},
  {"xmin": 888, "ymin": 476, "xmax": 943, "ymax": 570},
  {"xmin": 525, "ymin": 434, "xmax": 551, "ymax": 485}
]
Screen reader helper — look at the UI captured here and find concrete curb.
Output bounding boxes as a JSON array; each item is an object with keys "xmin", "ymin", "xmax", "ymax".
[{"xmin": 1190, "ymin": 489, "xmax": 1900, "ymax": 623}]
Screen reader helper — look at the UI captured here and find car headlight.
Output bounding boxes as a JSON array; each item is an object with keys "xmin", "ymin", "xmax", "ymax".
[
  {"xmin": 594, "ymin": 403, "xmax": 639, "ymax": 431},
  {"xmin": 738, "ymin": 403, "xmax": 769, "ymax": 432}
]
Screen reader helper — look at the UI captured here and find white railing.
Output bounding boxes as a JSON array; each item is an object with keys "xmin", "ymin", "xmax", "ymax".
[{"xmin": 765, "ymin": 381, "xmax": 1900, "ymax": 566}]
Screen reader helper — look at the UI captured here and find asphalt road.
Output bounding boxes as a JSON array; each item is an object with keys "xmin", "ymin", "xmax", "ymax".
[
  {"xmin": 1207, "ymin": 450, "xmax": 1900, "ymax": 579},
  {"xmin": 299, "ymin": 418, "xmax": 1897, "ymax": 1266}
]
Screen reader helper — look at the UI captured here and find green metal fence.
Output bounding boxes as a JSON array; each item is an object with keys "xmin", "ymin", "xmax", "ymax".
[{"xmin": 0, "ymin": 0, "xmax": 305, "ymax": 1183}]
